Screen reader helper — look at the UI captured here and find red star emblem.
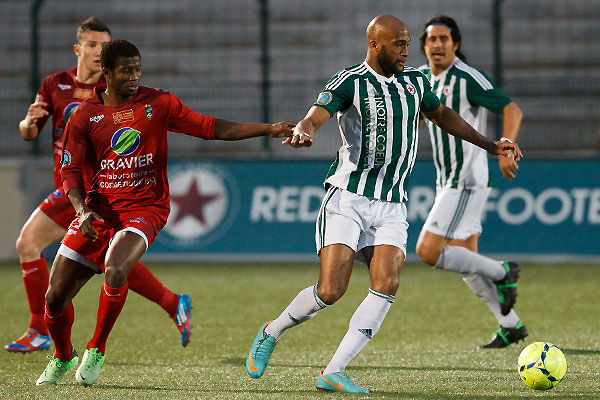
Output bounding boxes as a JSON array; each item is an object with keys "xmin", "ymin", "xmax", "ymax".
[
  {"xmin": 170, "ymin": 178, "xmax": 220, "ymax": 225},
  {"xmin": 407, "ymin": 84, "xmax": 416, "ymax": 94}
]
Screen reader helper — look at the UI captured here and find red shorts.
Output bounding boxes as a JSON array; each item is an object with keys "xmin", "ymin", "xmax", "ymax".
[
  {"xmin": 58, "ymin": 211, "xmax": 164, "ymax": 272},
  {"xmin": 38, "ymin": 189, "xmax": 76, "ymax": 230}
]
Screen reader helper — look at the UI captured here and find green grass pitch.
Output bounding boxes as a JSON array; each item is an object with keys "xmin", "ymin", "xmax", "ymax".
[{"xmin": 0, "ymin": 261, "xmax": 598, "ymax": 399}]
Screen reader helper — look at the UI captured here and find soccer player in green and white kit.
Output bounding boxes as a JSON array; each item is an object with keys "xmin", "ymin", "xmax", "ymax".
[
  {"xmin": 415, "ymin": 15, "xmax": 527, "ymax": 348},
  {"xmin": 246, "ymin": 15, "xmax": 522, "ymax": 393}
]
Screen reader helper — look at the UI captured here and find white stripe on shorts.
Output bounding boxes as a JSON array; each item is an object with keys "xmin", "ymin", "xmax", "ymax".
[{"xmin": 57, "ymin": 244, "xmax": 99, "ymax": 271}]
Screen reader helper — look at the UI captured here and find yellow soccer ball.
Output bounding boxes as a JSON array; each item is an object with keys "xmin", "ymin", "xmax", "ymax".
[{"xmin": 518, "ymin": 342, "xmax": 567, "ymax": 390}]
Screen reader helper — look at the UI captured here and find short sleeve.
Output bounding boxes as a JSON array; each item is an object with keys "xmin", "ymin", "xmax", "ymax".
[
  {"xmin": 167, "ymin": 93, "xmax": 215, "ymax": 140},
  {"xmin": 313, "ymin": 70, "xmax": 355, "ymax": 116},
  {"xmin": 420, "ymin": 74, "xmax": 441, "ymax": 112},
  {"xmin": 466, "ymin": 69, "xmax": 511, "ymax": 113}
]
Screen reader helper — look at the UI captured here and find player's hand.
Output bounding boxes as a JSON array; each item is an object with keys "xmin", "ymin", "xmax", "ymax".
[
  {"xmin": 268, "ymin": 121, "xmax": 296, "ymax": 138},
  {"xmin": 493, "ymin": 140, "xmax": 522, "ymax": 162},
  {"xmin": 24, "ymin": 94, "xmax": 49, "ymax": 127},
  {"xmin": 282, "ymin": 125, "xmax": 314, "ymax": 148},
  {"xmin": 499, "ymin": 154, "xmax": 519, "ymax": 181},
  {"xmin": 77, "ymin": 209, "xmax": 104, "ymax": 241}
]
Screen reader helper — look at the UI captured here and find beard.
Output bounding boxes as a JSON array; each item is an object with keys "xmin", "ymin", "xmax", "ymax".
[{"xmin": 377, "ymin": 49, "xmax": 404, "ymax": 75}]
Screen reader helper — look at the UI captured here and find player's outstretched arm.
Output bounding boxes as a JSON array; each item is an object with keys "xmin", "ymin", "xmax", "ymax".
[
  {"xmin": 423, "ymin": 104, "xmax": 523, "ymax": 161},
  {"xmin": 213, "ymin": 119, "xmax": 295, "ymax": 141},
  {"xmin": 498, "ymin": 102, "xmax": 523, "ymax": 181},
  {"xmin": 19, "ymin": 94, "xmax": 49, "ymax": 141},
  {"xmin": 282, "ymin": 106, "xmax": 330, "ymax": 148}
]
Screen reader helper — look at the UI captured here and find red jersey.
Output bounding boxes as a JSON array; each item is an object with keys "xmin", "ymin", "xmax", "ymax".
[
  {"xmin": 36, "ymin": 67, "xmax": 106, "ymax": 189},
  {"xmin": 60, "ymin": 86, "xmax": 215, "ymax": 224}
]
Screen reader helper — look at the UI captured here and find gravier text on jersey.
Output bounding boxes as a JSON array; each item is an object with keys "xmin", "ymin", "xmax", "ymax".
[{"xmin": 100, "ymin": 153, "xmax": 153, "ymax": 170}]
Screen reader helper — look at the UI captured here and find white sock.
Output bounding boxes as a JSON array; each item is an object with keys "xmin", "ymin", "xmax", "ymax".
[
  {"xmin": 265, "ymin": 285, "xmax": 328, "ymax": 340},
  {"xmin": 462, "ymin": 274, "xmax": 520, "ymax": 327},
  {"xmin": 323, "ymin": 289, "xmax": 394, "ymax": 375},
  {"xmin": 435, "ymin": 246, "xmax": 506, "ymax": 281}
]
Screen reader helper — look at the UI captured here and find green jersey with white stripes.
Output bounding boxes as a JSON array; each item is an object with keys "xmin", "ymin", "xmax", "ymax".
[
  {"xmin": 315, "ymin": 61, "xmax": 440, "ymax": 203},
  {"xmin": 418, "ymin": 58, "xmax": 511, "ymax": 189}
]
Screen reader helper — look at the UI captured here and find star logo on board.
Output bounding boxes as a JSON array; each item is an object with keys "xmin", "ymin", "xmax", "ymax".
[
  {"xmin": 159, "ymin": 164, "xmax": 239, "ymax": 248},
  {"xmin": 170, "ymin": 178, "xmax": 220, "ymax": 226}
]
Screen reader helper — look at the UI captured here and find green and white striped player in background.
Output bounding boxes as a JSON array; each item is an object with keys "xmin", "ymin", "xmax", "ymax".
[
  {"xmin": 246, "ymin": 15, "xmax": 522, "ymax": 393},
  {"xmin": 416, "ymin": 15, "xmax": 527, "ymax": 349}
]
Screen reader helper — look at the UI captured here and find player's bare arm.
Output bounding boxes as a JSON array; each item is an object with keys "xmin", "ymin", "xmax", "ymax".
[
  {"xmin": 283, "ymin": 105, "xmax": 330, "ymax": 148},
  {"xmin": 66, "ymin": 187, "xmax": 103, "ymax": 241},
  {"xmin": 423, "ymin": 104, "xmax": 523, "ymax": 161},
  {"xmin": 18, "ymin": 94, "xmax": 49, "ymax": 141},
  {"xmin": 498, "ymin": 101, "xmax": 523, "ymax": 181},
  {"xmin": 213, "ymin": 119, "xmax": 295, "ymax": 141}
]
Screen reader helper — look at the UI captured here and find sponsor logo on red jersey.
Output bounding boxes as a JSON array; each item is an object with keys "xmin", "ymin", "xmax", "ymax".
[
  {"xmin": 63, "ymin": 102, "xmax": 81, "ymax": 123},
  {"xmin": 90, "ymin": 114, "xmax": 104, "ymax": 123},
  {"xmin": 112, "ymin": 109, "xmax": 135, "ymax": 124},
  {"xmin": 111, "ymin": 127, "xmax": 141, "ymax": 156},
  {"xmin": 73, "ymin": 88, "xmax": 93, "ymax": 99}
]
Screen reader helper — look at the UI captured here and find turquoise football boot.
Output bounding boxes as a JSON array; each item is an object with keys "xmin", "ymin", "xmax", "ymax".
[
  {"xmin": 246, "ymin": 321, "xmax": 277, "ymax": 379},
  {"xmin": 315, "ymin": 368, "xmax": 369, "ymax": 393}
]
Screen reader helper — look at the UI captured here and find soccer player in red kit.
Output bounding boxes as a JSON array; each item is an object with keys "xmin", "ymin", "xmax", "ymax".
[
  {"xmin": 36, "ymin": 39, "xmax": 295, "ymax": 386},
  {"xmin": 9, "ymin": 17, "xmax": 192, "ymax": 354}
]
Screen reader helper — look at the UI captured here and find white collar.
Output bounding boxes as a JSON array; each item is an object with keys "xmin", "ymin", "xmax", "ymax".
[
  {"xmin": 363, "ymin": 61, "xmax": 396, "ymax": 83},
  {"xmin": 430, "ymin": 57, "xmax": 459, "ymax": 80}
]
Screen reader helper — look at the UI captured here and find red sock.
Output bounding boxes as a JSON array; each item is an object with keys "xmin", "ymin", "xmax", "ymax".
[
  {"xmin": 21, "ymin": 258, "xmax": 49, "ymax": 335},
  {"xmin": 87, "ymin": 282, "xmax": 128, "ymax": 354},
  {"xmin": 127, "ymin": 262, "xmax": 179, "ymax": 315},
  {"xmin": 44, "ymin": 303, "xmax": 74, "ymax": 361}
]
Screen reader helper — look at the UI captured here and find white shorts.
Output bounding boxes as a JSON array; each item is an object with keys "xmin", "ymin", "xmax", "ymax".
[
  {"xmin": 315, "ymin": 186, "xmax": 408, "ymax": 256},
  {"xmin": 422, "ymin": 186, "xmax": 491, "ymax": 240}
]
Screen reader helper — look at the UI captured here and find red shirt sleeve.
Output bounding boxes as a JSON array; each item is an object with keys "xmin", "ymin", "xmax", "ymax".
[
  {"xmin": 60, "ymin": 106, "xmax": 88, "ymax": 194},
  {"xmin": 35, "ymin": 76, "xmax": 52, "ymax": 132},
  {"xmin": 167, "ymin": 93, "xmax": 215, "ymax": 140}
]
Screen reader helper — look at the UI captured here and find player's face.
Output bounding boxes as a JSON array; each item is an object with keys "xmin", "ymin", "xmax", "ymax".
[
  {"xmin": 107, "ymin": 56, "xmax": 142, "ymax": 98},
  {"xmin": 423, "ymin": 25, "xmax": 458, "ymax": 71},
  {"xmin": 376, "ymin": 28, "xmax": 410, "ymax": 76},
  {"xmin": 75, "ymin": 31, "xmax": 111, "ymax": 74}
]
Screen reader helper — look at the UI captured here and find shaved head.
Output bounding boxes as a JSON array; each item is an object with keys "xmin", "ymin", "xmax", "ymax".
[
  {"xmin": 366, "ymin": 14, "xmax": 409, "ymax": 42},
  {"xmin": 365, "ymin": 15, "xmax": 411, "ymax": 77}
]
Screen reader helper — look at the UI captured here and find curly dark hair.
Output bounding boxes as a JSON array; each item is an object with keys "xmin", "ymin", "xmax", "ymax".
[
  {"xmin": 76, "ymin": 16, "xmax": 110, "ymax": 43},
  {"xmin": 419, "ymin": 15, "xmax": 466, "ymax": 62},
  {"xmin": 100, "ymin": 39, "xmax": 141, "ymax": 71}
]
